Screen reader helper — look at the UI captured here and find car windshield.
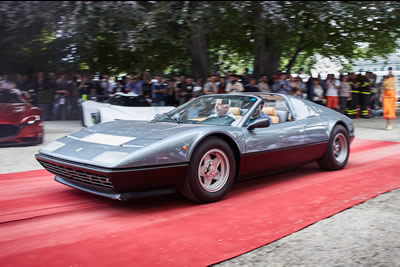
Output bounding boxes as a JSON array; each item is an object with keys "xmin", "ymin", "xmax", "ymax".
[
  {"xmin": 153, "ymin": 95, "xmax": 258, "ymax": 126},
  {"xmin": 0, "ymin": 90, "xmax": 23, "ymax": 103}
]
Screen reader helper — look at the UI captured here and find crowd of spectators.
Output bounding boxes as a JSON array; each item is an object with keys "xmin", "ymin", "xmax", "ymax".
[{"xmin": 0, "ymin": 69, "xmax": 387, "ymax": 121}]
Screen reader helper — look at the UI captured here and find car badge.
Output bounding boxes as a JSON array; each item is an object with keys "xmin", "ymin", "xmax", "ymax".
[{"xmin": 76, "ymin": 147, "xmax": 83, "ymax": 152}]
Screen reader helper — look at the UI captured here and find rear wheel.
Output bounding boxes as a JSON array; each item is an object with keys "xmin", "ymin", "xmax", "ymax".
[
  {"xmin": 180, "ymin": 137, "xmax": 236, "ymax": 203},
  {"xmin": 318, "ymin": 125, "xmax": 349, "ymax": 170}
]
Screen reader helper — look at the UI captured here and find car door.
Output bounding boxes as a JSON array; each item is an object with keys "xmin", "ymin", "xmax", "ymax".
[
  {"xmin": 242, "ymin": 99, "xmax": 305, "ymax": 178},
  {"xmin": 289, "ymin": 97, "xmax": 329, "ymax": 161}
]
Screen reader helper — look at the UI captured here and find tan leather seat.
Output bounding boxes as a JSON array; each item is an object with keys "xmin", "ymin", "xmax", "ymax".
[
  {"xmin": 262, "ymin": 107, "xmax": 280, "ymax": 124},
  {"xmin": 262, "ymin": 107, "xmax": 277, "ymax": 116},
  {"xmin": 229, "ymin": 107, "xmax": 242, "ymax": 120}
]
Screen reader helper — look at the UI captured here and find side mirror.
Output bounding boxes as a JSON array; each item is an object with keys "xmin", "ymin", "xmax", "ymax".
[{"xmin": 247, "ymin": 118, "xmax": 270, "ymax": 131}]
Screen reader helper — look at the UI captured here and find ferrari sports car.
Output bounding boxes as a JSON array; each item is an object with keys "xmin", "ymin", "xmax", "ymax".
[
  {"xmin": 36, "ymin": 93, "xmax": 354, "ymax": 203},
  {"xmin": 81, "ymin": 92, "xmax": 175, "ymax": 127},
  {"xmin": 0, "ymin": 87, "xmax": 43, "ymax": 146}
]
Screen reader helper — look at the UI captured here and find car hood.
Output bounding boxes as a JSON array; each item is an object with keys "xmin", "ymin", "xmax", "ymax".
[
  {"xmin": 0, "ymin": 103, "xmax": 27, "ymax": 124},
  {"xmin": 39, "ymin": 120, "xmax": 214, "ymax": 168},
  {"xmin": 85, "ymin": 120, "xmax": 204, "ymax": 139}
]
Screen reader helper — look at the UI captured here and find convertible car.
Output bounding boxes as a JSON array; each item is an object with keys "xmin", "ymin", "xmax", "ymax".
[
  {"xmin": 0, "ymin": 87, "xmax": 43, "ymax": 146},
  {"xmin": 36, "ymin": 93, "xmax": 354, "ymax": 203},
  {"xmin": 81, "ymin": 92, "xmax": 175, "ymax": 127}
]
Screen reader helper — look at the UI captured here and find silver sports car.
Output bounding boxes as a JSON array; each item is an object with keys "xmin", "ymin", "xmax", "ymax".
[{"xmin": 36, "ymin": 93, "xmax": 355, "ymax": 203}]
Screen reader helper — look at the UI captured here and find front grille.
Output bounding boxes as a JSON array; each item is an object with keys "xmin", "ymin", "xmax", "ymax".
[
  {"xmin": 0, "ymin": 124, "xmax": 19, "ymax": 139},
  {"xmin": 38, "ymin": 160, "xmax": 114, "ymax": 189}
]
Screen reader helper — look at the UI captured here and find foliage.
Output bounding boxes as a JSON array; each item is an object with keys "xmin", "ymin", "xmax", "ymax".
[
  {"xmin": 278, "ymin": 1, "xmax": 400, "ymax": 72},
  {"xmin": 0, "ymin": 1, "xmax": 400, "ymax": 78}
]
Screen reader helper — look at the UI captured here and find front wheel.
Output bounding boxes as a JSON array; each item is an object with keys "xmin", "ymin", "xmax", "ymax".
[
  {"xmin": 317, "ymin": 125, "xmax": 350, "ymax": 170},
  {"xmin": 180, "ymin": 137, "xmax": 236, "ymax": 203}
]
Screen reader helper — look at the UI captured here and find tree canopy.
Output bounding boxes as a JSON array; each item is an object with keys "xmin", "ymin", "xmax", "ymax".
[{"xmin": 1, "ymin": 1, "xmax": 399, "ymax": 79}]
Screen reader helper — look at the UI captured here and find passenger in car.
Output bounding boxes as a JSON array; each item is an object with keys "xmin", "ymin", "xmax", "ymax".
[{"xmin": 246, "ymin": 101, "xmax": 272, "ymax": 126}]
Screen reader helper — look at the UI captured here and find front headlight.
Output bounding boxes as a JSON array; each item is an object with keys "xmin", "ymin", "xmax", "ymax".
[{"xmin": 20, "ymin": 115, "xmax": 41, "ymax": 125}]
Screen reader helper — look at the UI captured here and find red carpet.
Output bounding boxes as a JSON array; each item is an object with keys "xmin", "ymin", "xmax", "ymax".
[{"xmin": 0, "ymin": 139, "xmax": 399, "ymax": 266}]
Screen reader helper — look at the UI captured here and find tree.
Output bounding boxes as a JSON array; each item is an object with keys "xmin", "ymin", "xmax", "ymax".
[
  {"xmin": 1, "ymin": 1, "xmax": 400, "ymax": 80},
  {"xmin": 278, "ymin": 1, "xmax": 400, "ymax": 74},
  {"xmin": 208, "ymin": 1, "xmax": 400, "ymax": 77}
]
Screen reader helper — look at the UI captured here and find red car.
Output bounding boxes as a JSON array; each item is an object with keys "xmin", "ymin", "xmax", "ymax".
[{"xmin": 0, "ymin": 87, "xmax": 43, "ymax": 146}]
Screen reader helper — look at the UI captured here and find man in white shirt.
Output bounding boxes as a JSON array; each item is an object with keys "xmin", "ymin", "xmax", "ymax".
[
  {"xmin": 226, "ymin": 75, "xmax": 244, "ymax": 93},
  {"xmin": 258, "ymin": 75, "xmax": 271, "ymax": 93},
  {"xmin": 0, "ymin": 73, "xmax": 15, "ymax": 89}
]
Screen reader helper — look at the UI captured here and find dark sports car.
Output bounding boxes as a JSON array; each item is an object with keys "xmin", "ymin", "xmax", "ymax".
[
  {"xmin": 0, "ymin": 88, "xmax": 43, "ymax": 146},
  {"xmin": 36, "ymin": 93, "xmax": 354, "ymax": 203}
]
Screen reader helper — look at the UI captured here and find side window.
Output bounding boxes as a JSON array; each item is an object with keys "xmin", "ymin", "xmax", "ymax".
[
  {"xmin": 242, "ymin": 103, "xmax": 261, "ymax": 127},
  {"xmin": 290, "ymin": 98, "xmax": 317, "ymax": 120},
  {"xmin": 262, "ymin": 99, "xmax": 292, "ymax": 123}
]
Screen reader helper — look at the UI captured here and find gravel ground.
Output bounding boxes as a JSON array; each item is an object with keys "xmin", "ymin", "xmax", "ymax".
[{"xmin": 1, "ymin": 117, "xmax": 399, "ymax": 267}]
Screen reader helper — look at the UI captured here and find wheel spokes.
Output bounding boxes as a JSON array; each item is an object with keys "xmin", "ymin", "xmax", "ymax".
[
  {"xmin": 199, "ymin": 163, "xmax": 207, "ymax": 176},
  {"xmin": 204, "ymin": 177, "xmax": 213, "ymax": 187},
  {"xmin": 334, "ymin": 141, "xmax": 341, "ymax": 157},
  {"xmin": 333, "ymin": 133, "xmax": 348, "ymax": 163},
  {"xmin": 197, "ymin": 148, "xmax": 230, "ymax": 192},
  {"xmin": 213, "ymin": 170, "xmax": 222, "ymax": 181},
  {"xmin": 213, "ymin": 157, "xmax": 222, "ymax": 170}
]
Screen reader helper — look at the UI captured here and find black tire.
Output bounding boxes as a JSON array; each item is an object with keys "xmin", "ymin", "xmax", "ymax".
[
  {"xmin": 317, "ymin": 125, "xmax": 350, "ymax": 170},
  {"xmin": 180, "ymin": 137, "xmax": 236, "ymax": 203}
]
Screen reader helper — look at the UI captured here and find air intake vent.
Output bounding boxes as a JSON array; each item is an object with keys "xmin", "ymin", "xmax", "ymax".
[
  {"xmin": 0, "ymin": 124, "xmax": 19, "ymax": 139},
  {"xmin": 38, "ymin": 160, "xmax": 113, "ymax": 189}
]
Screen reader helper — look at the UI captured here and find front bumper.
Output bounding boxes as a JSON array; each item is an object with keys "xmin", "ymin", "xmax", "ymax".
[
  {"xmin": 55, "ymin": 176, "xmax": 178, "ymax": 200},
  {"xmin": 0, "ymin": 123, "xmax": 43, "ymax": 147},
  {"xmin": 36, "ymin": 153, "xmax": 188, "ymax": 200}
]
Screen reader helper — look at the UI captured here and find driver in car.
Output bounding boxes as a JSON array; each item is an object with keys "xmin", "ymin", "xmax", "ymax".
[{"xmin": 208, "ymin": 98, "xmax": 237, "ymax": 120}]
